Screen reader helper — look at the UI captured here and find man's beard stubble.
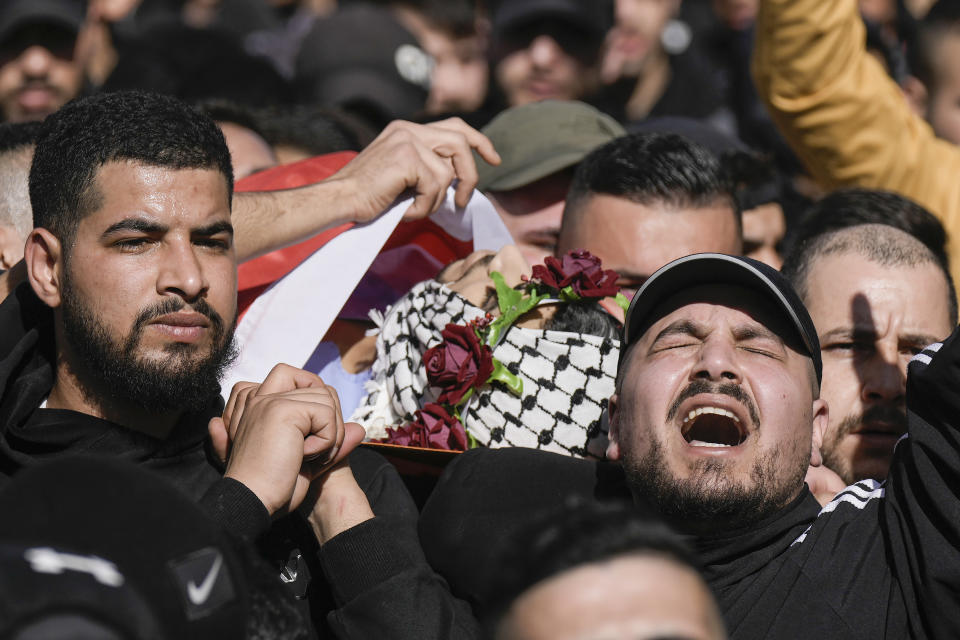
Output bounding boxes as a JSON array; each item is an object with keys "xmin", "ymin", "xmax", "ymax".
[
  {"xmin": 60, "ymin": 282, "xmax": 238, "ymax": 416},
  {"xmin": 819, "ymin": 405, "xmax": 906, "ymax": 484},
  {"xmin": 621, "ymin": 380, "xmax": 809, "ymax": 532}
]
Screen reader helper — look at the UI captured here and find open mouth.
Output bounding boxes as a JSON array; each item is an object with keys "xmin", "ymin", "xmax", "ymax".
[{"xmin": 681, "ymin": 407, "xmax": 748, "ymax": 448}]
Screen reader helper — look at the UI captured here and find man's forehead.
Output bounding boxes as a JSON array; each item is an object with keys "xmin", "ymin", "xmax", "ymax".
[
  {"xmin": 82, "ymin": 161, "xmax": 232, "ymax": 226},
  {"xmin": 91, "ymin": 160, "xmax": 230, "ymax": 197},
  {"xmin": 639, "ymin": 283, "xmax": 795, "ymax": 343},
  {"xmin": 805, "ymin": 252, "xmax": 953, "ymax": 325}
]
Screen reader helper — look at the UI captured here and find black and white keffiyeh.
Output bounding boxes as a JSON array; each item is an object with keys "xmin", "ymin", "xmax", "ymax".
[{"xmin": 351, "ymin": 280, "xmax": 620, "ymax": 458}]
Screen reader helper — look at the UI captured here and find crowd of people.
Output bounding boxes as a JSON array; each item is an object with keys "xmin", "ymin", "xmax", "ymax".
[{"xmin": 0, "ymin": 0, "xmax": 959, "ymax": 638}]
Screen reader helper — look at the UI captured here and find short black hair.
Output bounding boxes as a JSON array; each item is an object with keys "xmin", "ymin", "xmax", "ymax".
[
  {"xmin": 254, "ymin": 105, "xmax": 369, "ymax": 154},
  {"xmin": 482, "ymin": 499, "xmax": 705, "ymax": 636},
  {"xmin": 782, "ymin": 189, "xmax": 957, "ymax": 324},
  {"xmin": 783, "ymin": 188, "xmax": 950, "ymax": 268},
  {"xmin": 0, "ymin": 121, "xmax": 41, "ymax": 153},
  {"xmin": 196, "ymin": 99, "xmax": 268, "ymax": 140},
  {"xmin": 102, "ymin": 24, "xmax": 291, "ymax": 108},
  {"xmin": 907, "ymin": 0, "xmax": 960, "ymax": 90},
  {"xmin": 396, "ymin": 0, "xmax": 479, "ymax": 37},
  {"xmin": 544, "ymin": 300, "xmax": 622, "ymax": 341},
  {"xmin": 561, "ymin": 132, "xmax": 740, "ymax": 239},
  {"xmin": 30, "ymin": 91, "xmax": 233, "ymax": 245}
]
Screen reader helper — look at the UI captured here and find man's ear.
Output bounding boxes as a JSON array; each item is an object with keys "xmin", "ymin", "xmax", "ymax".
[
  {"xmin": 24, "ymin": 228, "xmax": 64, "ymax": 308},
  {"xmin": 809, "ymin": 397, "xmax": 829, "ymax": 468},
  {"xmin": 902, "ymin": 76, "xmax": 929, "ymax": 119},
  {"xmin": 605, "ymin": 393, "xmax": 622, "ymax": 460}
]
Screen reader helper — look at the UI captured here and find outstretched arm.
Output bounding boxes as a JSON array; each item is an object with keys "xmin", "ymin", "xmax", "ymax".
[
  {"xmin": 232, "ymin": 118, "xmax": 500, "ymax": 262},
  {"xmin": 752, "ymin": 0, "xmax": 960, "ymax": 224}
]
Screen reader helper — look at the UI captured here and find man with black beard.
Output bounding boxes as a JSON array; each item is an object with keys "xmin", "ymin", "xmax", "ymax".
[
  {"xmin": 0, "ymin": 91, "xmax": 261, "ymax": 487},
  {"xmin": 0, "ymin": 90, "xmax": 373, "ymax": 516},
  {"xmin": 419, "ymin": 253, "xmax": 960, "ymax": 639},
  {"xmin": 0, "ymin": 91, "xmax": 485, "ymax": 637}
]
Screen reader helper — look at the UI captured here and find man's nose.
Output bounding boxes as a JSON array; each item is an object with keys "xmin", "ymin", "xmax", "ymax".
[
  {"xmin": 19, "ymin": 46, "xmax": 55, "ymax": 78},
  {"xmin": 860, "ymin": 346, "xmax": 906, "ymax": 404},
  {"xmin": 692, "ymin": 337, "xmax": 742, "ymax": 384},
  {"xmin": 157, "ymin": 243, "xmax": 209, "ymax": 301},
  {"xmin": 529, "ymin": 35, "xmax": 563, "ymax": 68}
]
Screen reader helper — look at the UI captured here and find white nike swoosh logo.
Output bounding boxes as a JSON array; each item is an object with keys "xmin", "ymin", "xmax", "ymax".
[{"xmin": 187, "ymin": 553, "xmax": 223, "ymax": 605}]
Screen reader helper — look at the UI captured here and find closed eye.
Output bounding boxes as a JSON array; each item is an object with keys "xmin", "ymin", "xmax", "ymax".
[
  {"xmin": 652, "ymin": 338, "xmax": 700, "ymax": 352},
  {"xmin": 740, "ymin": 346, "xmax": 778, "ymax": 358}
]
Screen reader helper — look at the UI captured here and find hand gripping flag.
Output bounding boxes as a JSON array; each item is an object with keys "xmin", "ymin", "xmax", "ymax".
[{"xmin": 223, "ymin": 153, "xmax": 515, "ymax": 396}]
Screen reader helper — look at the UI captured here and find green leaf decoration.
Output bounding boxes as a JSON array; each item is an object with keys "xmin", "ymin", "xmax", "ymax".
[
  {"xmin": 615, "ymin": 292, "xmax": 630, "ymax": 313},
  {"xmin": 485, "ymin": 272, "xmax": 549, "ymax": 347},
  {"xmin": 488, "ymin": 358, "xmax": 523, "ymax": 396},
  {"xmin": 453, "ymin": 387, "xmax": 475, "ymax": 410},
  {"xmin": 559, "ymin": 285, "xmax": 580, "ymax": 302},
  {"xmin": 491, "ymin": 271, "xmax": 523, "ymax": 315}
]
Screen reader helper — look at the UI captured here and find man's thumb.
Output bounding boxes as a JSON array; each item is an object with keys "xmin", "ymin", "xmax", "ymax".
[{"xmin": 208, "ymin": 417, "xmax": 229, "ymax": 464}]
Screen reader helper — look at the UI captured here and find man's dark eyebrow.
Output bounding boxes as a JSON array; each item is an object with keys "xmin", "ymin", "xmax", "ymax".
[
  {"xmin": 652, "ymin": 319, "xmax": 704, "ymax": 344},
  {"xmin": 819, "ymin": 327, "xmax": 856, "ymax": 342},
  {"xmin": 900, "ymin": 332, "xmax": 941, "ymax": 348},
  {"xmin": 193, "ymin": 221, "xmax": 234, "ymax": 237},
  {"xmin": 101, "ymin": 218, "xmax": 168, "ymax": 237},
  {"xmin": 820, "ymin": 327, "xmax": 876, "ymax": 343},
  {"xmin": 732, "ymin": 324, "xmax": 784, "ymax": 344},
  {"xmin": 820, "ymin": 326, "xmax": 940, "ymax": 350}
]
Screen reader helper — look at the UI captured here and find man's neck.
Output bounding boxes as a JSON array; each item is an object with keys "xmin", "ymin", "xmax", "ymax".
[
  {"xmin": 632, "ymin": 486, "xmax": 812, "ymax": 539},
  {"xmin": 47, "ymin": 358, "xmax": 180, "ymax": 440},
  {"xmin": 624, "ymin": 50, "xmax": 671, "ymax": 122}
]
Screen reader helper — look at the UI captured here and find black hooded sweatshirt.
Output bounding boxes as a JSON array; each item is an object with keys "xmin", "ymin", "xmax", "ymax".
[
  {"xmin": 0, "ymin": 284, "xmax": 479, "ymax": 638},
  {"xmin": 419, "ymin": 326, "xmax": 960, "ymax": 639}
]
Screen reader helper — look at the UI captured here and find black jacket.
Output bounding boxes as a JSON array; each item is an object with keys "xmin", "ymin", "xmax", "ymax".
[
  {"xmin": 420, "ymin": 327, "xmax": 960, "ymax": 639},
  {"xmin": 0, "ymin": 284, "xmax": 478, "ymax": 638}
]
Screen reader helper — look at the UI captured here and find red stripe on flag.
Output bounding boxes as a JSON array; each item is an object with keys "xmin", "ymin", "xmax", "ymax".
[
  {"xmin": 236, "ymin": 153, "xmax": 357, "ymax": 316},
  {"xmin": 234, "ymin": 151, "xmax": 477, "ymax": 319}
]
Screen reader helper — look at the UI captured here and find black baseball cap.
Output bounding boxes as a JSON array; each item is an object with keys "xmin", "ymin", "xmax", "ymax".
[
  {"xmin": 491, "ymin": 0, "xmax": 612, "ymax": 39},
  {"xmin": 0, "ymin": 0, "xmax": 86, "ymax": 44},
  {"xmin": 294, "ymin": 4, "xmax": 430, "ymax": 124},
  {"xmin": 622, "ymin": 253, "xmax": 822, "ymax": 384}
]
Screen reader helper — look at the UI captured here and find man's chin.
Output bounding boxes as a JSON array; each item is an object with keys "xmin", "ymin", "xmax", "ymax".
[{"xmin": 848, "ymin": 457, "xmax": 893, "ymax": 485}]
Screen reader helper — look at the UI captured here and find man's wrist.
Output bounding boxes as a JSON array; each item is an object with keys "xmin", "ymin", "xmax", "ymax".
[
  {"xmin": 224, "ymin": 468, "xmax": 280, "ymax": 517},
  {"xmin": 305, "ymin": 463, "xmax": 375, "ymax": 545}
]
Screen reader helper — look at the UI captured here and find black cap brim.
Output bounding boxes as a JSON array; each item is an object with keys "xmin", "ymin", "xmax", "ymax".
[
  {"xmin": 623, "ymin": 253, "xmax": 822, "ymax": 383},
  {"xmin": 0, "ymin": 0, "xmax": 84, "ymax": 45}
]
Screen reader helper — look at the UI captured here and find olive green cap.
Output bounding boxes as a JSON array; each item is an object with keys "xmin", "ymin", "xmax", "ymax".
[{"xmin": 477, "ymin": 100, "xmax": 626, "ymax": 192}]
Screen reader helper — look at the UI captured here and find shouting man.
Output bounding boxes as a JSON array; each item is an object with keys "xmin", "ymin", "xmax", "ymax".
[{"xmin": 420, "ymin": 253, "xmax": 960, "ymax": 639}]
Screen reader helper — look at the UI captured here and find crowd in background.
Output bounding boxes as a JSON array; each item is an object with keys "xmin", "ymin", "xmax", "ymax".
[{"xmin": 1, "ymin": 0, "xmax": 960, "ymax": 638}]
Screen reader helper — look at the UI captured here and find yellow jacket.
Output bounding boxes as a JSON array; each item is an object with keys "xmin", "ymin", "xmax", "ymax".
[{"xmin": 753, "ymin": 0, "xmax": 960, "ymax": 285}]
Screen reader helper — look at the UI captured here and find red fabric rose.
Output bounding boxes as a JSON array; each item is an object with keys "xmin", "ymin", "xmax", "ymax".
[
  {"xmin": 382, "ymin": 403, "xmax": 468, "ymax": 451},
  {"xmin": 423, "ymin": 323, "xmax": 495, "ymax": 404},
  {"xmin": 531, "ymin": 250, "xmax": 620, "ymax": 299}
]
